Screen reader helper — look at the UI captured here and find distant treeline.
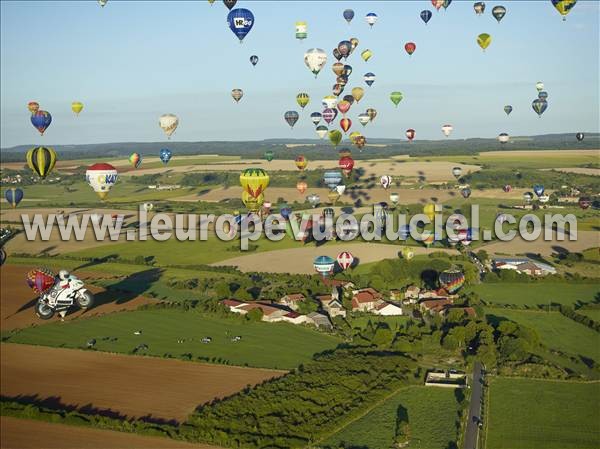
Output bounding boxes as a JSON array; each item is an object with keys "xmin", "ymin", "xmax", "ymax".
[{"xmin": 2, "ymin": 133, "xmax": 598, "ymax": 162}]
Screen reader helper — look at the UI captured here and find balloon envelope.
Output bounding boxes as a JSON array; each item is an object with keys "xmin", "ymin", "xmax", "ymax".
[
  {"xmin": 227, "ymin": 8, "xmax": 254, "ymax": 42},
  {"xmin": 304, "ymin": 48, "xmax": 327, "ymax": 77},
  {"xmin": 27, "ymin": 146, "xmax": 57, "ymax": 178},
  {"xmin": 86, "ymin": 163, "xmax": 118, "ymax": 200},
  {"xmin": 31, "ymin": 110, "xmax": 52, "ymax": 135},
  {"xmin": 420, "ymin": 10, "xmax": 432, "ymax": 23},
  {"xmin": 5, "ymin": 187, "xmax": 23, "ymax": 208},
  {"xmin": 159, "ymin": 148, "xmax": 172, "ymax": 165}
]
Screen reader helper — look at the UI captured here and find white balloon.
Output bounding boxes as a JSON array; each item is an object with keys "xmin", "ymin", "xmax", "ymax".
[
  {"xmin": 336, "ymin": 185, "xmax": 346, "ymax": 195},
  {"xmin": 441, "ymin": 124, "xmax": 454, "ymax": 137},
  {"xmin": 304, "ymin": 48, "xmax": 327, "ymax": 77},
  {"xmin": 85, "ymin": 163, "xmax": 118, "ymax": 199},
  {"xmin": 159, "ymin": 114, "xmax": 179, "ymax": 138}
]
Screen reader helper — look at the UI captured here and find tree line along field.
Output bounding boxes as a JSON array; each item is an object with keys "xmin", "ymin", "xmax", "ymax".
[
  {"xmin": 485, "ymin": 308, "xmax": 600, "ymax": 362},
  {"xmin": 485, "ymin": 377, "xmax": 600, "ymax": 449},
  {"xmin": 5, "ymin": 309, "xmax": 341, "ymax": 370},
  {"xmin": 322, "ymin": 385, "xmax": 463, "ymax": 449},
  {"xmin": 470, "ymin": 283, "xmax": 599, "ymax": 307}
]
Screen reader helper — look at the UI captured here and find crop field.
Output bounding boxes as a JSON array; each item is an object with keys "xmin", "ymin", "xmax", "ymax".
[
  {"xmin": 486, "ymin": 377, "xmax": 600, "ymax": 449},
  {"xmin": 470, "ymin": 282, "xmax": 599, "ymax": 307},
  {"xmin": 1, "ymin": 344, "xmax": 284, "ymax": 422},
  {"xmin": 323, "ymin": 385, "xmax": 462, "ymax": 449},
  {"xmin": 5, "ymin": 309, "xmax": 341, "ymax": 370},
  {"xmin": 485, "ymin": 308, "xmax": 600, "ymax": 361},
  {"xmin": 578, "ymin": 309, "xmax": 600, "ymax": 321}
]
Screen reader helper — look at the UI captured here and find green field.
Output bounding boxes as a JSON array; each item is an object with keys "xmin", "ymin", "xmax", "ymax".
[
  {"xmin": 578, "ymin": 309, "xmax": 600, "ymax": 322},
  {"xmin": 323, "ymin": 386, "xmax": 462, "ymax": 449},
  {"xmin": 471, "ymin": 283, "xmax": 599, "ymax": 307},
  {"xmin": 6, "ymin": 309, "xmax": 341, "ymax": 370},
  {"xmin": 486, "ymin": 377, "xmax": 600, "ymax": 449},
  {"xmin": 485, "ymin": 308, "xmax": 600, "ymax": 361}
]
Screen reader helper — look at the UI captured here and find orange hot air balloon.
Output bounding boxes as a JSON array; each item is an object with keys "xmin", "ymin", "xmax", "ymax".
[
  {"xmin": 340, "ymin": 118, "xmax": 352, "ymax": 133},
  {"xmin": 295, "ymin": 155, "xmax": 308, "ymax": 171},
  {"xmin": 27, "ymin": 102, "xmax": 40, "ymax": 114},
  {"xmin": 296, "ymin": 180, "xmax": 307, "ymax": 194}
]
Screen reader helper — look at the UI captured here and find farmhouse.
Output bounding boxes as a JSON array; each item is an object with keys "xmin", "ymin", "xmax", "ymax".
[
  {"xmin": 306, "ymin": 312, "xmax": 333, "ymax": 330},
  {"xmin": 493, "ymin": 257, "xmax": 557, "ymax": 276},
  {"xmin": 404, "ymin": 286, "xmax": 421, "ymax": 300},
  {"xmin": 279, "ymin": 293, "xmax": 306, "ymax": 310},
  {"xmin": 281, "ymin": 311, "xmax": 308, "ymax": 325},
  {"xmin": 323, "ymin": 278, "xmax": 355, "ymax": 290},
  {"xmin": 372, "ymin": 302, "xmax": 403, "ymax": 316},
  {"xmin": 425, "ymin": 370, "xmax": 467, "ymax": 388},
  {"xmin": 420, "ymin": 298, "xmax": 454, "ymax": 315},
  {"xmin": 351, "ymin": 288, "xmax": 383, "ymax": 312},
  {"xmin": 316, "ymin": 294, "xmax": 347, "ymax": 318}
]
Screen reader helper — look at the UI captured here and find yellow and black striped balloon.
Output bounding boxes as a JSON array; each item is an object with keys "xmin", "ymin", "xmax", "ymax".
[{"xmin": 26, "ymin": 146, "xmax": 57, "ymax": 179}]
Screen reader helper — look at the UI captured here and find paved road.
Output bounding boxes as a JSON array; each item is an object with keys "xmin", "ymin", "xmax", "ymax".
[{"xmin": 464, "ymin": 362, "xmax": 484, "ymax": 449}]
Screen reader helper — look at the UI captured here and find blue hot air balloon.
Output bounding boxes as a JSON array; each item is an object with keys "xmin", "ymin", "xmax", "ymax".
[
  {"xmin": 343, "ymin": 9, "xmax": 354, "ymax": 23},
  {"xmin": 323, "ymin": 171, "xmax": 343, "ymax": 189},
  {"xmin": 532, "ymin": 98, "xmax": 548, "ymax": 117},
  {"xmin": 314, "ymin": 255, "xmax": 335, "ymax": 277},
  {"xmin": 30, "ymin": 110, "xmax": 52, "ymax": 135},
  {"xmin": 227, "ymin": 8, "xmax": 254, "ymax": 42},
  {"xmin": 280, "ymin": 204, "xmax": 292, "ymax": 220},
  {"xmin": 420, "ymin": 10, "xmax": 432, "ymax": 24},
  {"xmin": 5, "ymin": 187, "xmax": 24, "ymax": 208},
  {"xmin": 533, "ymin": 184, "xmax": 545, "ymax": 197},
  {"xmin": 159, "ymin": 148, "xmax": 172, "ymax": 165},
  {"xmin": 364, "ymin": 72, "xmax": 376, "ymax": 87}
]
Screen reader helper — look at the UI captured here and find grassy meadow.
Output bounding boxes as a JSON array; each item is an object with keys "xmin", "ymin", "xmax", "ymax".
[{"xmin": 471, "ymin": 283, "xmax": 599, "ymax": 307}]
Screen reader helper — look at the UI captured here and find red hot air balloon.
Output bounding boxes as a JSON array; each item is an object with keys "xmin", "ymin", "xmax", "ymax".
[
  {"xmin": 339, "ymin": 156, "xmax": 355, "ymax": 176},
  {"xmin": 26, "ymin": 268, "xmax": 56, "ymax": 295},
  {"xmin": 406, "ymin": 129, "xmax": 416, "ymax": 141},
  {"xmin": 337, "ymin": 100, "xmax": 351, "ymax": 116},
  {"xmin": 337, "ymin": 251, "xmax": 354, "ymax": 270},
  {"xmin": 340, "ymin": 118, "xmax": 352, "ymax": 133},
  {"xmin": 404, "ymin": 42, "xmax": 416, "ymax": 56},
  {"xmin": 503, "ymin": 185, "xmax": 512, "ymax": 193}
]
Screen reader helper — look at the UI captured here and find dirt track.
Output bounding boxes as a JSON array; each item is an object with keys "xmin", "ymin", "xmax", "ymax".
[
  {"xmin": 1, "ymin": 416, "xmax": 217, "ymax": 449},
  {"xmin": 0, "ymin": 265, "xmax": 152, "ymax": 331},
  {"xmin": 1, "ymin": 344, "xmax": 284, "ymax": 422}
]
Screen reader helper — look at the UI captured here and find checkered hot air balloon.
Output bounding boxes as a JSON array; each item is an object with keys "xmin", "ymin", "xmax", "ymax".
[
  {"xmin": 26, "ymin": 268, "xmax": 56, "ymax": 295},
  {"xmin": 336, "ymin": 252, "xmax": 354, "ymax": 270}
]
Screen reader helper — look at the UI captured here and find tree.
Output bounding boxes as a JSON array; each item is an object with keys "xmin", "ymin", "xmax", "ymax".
[
  {"xmin": 246, "ymin": 308, "xmax": 263, "ymax": 322},
  {"xmin": 372, "ymin": 326, "xmax": 393, "ymax": 348}
]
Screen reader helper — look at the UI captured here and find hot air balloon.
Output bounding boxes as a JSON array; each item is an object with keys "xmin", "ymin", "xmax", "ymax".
[
  {"xmin": 284, "ymin": 111, "xmax": 300, "ymax": 129},
  {"xmin": 439, "ymin": 269, "xmax": 465, "ymax": 294},
  {"xmin": 227, "ymin": 8, "xmax": 254, "ymax": 42},
  {"xmin": 250, "ymin": 55, "xmax": 259, "ymax": 66},
  {"xmin": 98, "ymin": 0, "xmax": 108, "ymax": 7},
  {"xmin": 316, "ymin": 125, "xmax": 328, "ymax": 139},
  {"xmin": 129, "ymin": 152, "xmax": 142, "ymax": 169},
  {"xmin": 310, "ymin": 112, "xmax": 322, "ymax": 125},
  {"xmin": 474, "ymin": 2, "xmax": 485, "ymax": 15},
  {"xmin": 380, "ymin": 175, "xmax": 393, "ymax": 189},
  {"xmin": 304, "ymin": 48, "xmax": 327, "ymax": 77},
  {"xmin": 404, "ymin": 42, "xmax": 416, "ymax": 56},
  {"xmin": 240, "ymin": 168, "xmax": 270, "ymax": 203},
  {"xmin": 498, "ymin": 133, "xmax": 509, "ymax": 144},
  {"xmin": 406, "ymin": 129, "xmax": 416, "ymax": 141},
  {"xmin": 532, "ymin": 99, "xmax": 548, "ymax": 117},
  {"xmin": 533, "ymin": 184, "xmax": 545, "ymax": 197},
  {"xmin": 323, "ymin": 108, "xmax": 337, "ymax": 124},
  {"xmin": 354, "ymin": 135, "xmax": 366, "ymax": 150},
  {"xmin": 420, "ymin": 10, "xmax": 432, "ymax": 24},
  {"xmin": 280, "ymin": 204, "xmax": 292, "ymax": 219},
  {"xmin": 523, "ymin": 192, "xmax": 534, "ymax": 203},
  {"xmin": 461, "ymin": 187, "xmax": 472, "ymax": 199},
  {"xmin": 337, "ymin": 100, "xmax": 351, "ymax": 116},
  {"xmin": 329, "ymin": 130, "xmax": 342, "ymax": 147},
  {"xmin": 143, "ymin": 202, "xmax": 153, "ymax": 212},
  {"xmin": 323, "ymin": 96, "xmax": 338, "ymax": 109},
  {"xmin": 242, "ymin": 191, "xmax": 264, "ymax": 212},
  {"xmin": 578, "ymin": 197, "xmax": 592, "ymax": 209},
  {"xmin": 159, "ymin": 148, "xmax": 172, "ymax": 165},
  {"xmin": 86, "ymin": 163, "xmax": 118, "ymax": 200},
  {"xmin": 27, "ymin": 101, "xmax": 39, "ymax": 114},
  {"xmin": 26, "ymin": 268, "xmax": 56, "ymax": 295},
  {"xmin": 551, "ymin": 0, "xmax": 576, "ymax": 20},
  {"xmin": 307, "ymin": 193, "xmax": 320, "ymax": 207},
  {"xmin": 264, "ymin": 150, "xmax": 274, "ymax": 162},
  {"xmin": 441, "ymin": 124, "xmax": 454, "ymax": 137},
  {"xmin": 398, "ymin": 247, "xmax": 413, "ymax": 262},
  {"xmin": 71, "ymin": 101, "xmax": 84, "ymax": 115},
  {"xmin": 295, "ymin": 155, "xmax": 308, "ymax": 171},
  {"xmin": 432, "ymin": 0, "xmax": 444, "ymax": 10},
  {"xmin": 223, "ymin": 0, "xmax": 236, "ymax": 9},
  {"xmin": 390, "ymin": 92, "xmax": 403, "ymax": 107},
  {"xmin": 452, "ymin": 167, "xmax": 462, "ymax": 179},
  {"xmin": 339, "ymin": 156, "xmax": 354, "ymax": 176},
  {"xmin": 385, "ymin": 193, "xmax": 397, "ymax": 207},
  {"xmin": 231, "ymin": 88, "xmax": 244, "ymax": 103},
  {"xmin": 361, "ymin": 49, "xmax": 373, "ymax": 62},
  {"xmin": 503, "ymin": 184, "xmax": 512, "ymax": 192},
  {"xmin": 358, "ymin": 113, "xmax": 370, "ymax": 126},
  {"xmin": 336, "ymin": 185, "xmax": 346, "ymax": 195},
  {"xmin": 31, "ymin": 110, "xmax": 52, "ymax": 135},
  {"xmin": 576, "ymin": 132, "xmax": 584, "ymax": 141},
  {"xmin": 366, "ymin": 108, "xmax": 377, "ymax": 121},
  {"xmin": 159, "ymin": 114, "xmax": 179, "ymax": 138},
  {"xmin": 323, "ymin": 171, "xmax": 343, "ymax": 190},
  {"xmin": 492, "ymin": 5, "xmax": 506, "ymax": 22},
  {"xmin": 538, "ymin": 195, "xmax": 550, "ymax": 204},
  {"xmin": 326, "ymin": 190, "xmax": 339, "ymax": 204},
  {"xmin": 443, "ymin": 0, "xmax": 452, "ymax": 10},
  {"xmin": 365, "ymin": 12, "xmax": 378, "ymax": 27},
  {"xmin": 504, "ymin": 105, "xmax": 513, "ymax": 115},
  {"xmin": 350, "ymin": 38, "xmax": 359, "ymax": 53},
  {"xmin": 26, "ymin": 146, "xmax": 56, "ymax": 179},
  {"xmin": 337, "ymin": 252, "xmax": 354, "ymax": 270},
  {"xmin": 340, "ymin": 118, "xmax": 352, "ymax": 133},
  {"xmin": 333, "ymin": 47, "xmax": 342, "ymax": 62},
  {"xmin": 477, "ymin": 33, "xmax": 492, "ymax": 51},
  {"xmin": 296, "ymin": 93, "xmax": 310, "ymax": 109},
  {"xmin": 343, "ymin": 9, "xmax": 354, "ymax": 23},
  {"xmin": 351, "ymin": 87, "xmax": 364, "ymax": 103},
  {"xmin": 295, "ymin": 21, "xmax": 307, "ymax": 40},
  {"xmin": 337, "ymin": 40, "xmax": 352, "ymax": 59},
  {"xmin": 364, "ymin": 72, "xmax": 376, "ymax": 87},
  {"xmin": 296, "ymin": 181, "xmax": 308, "ymax": 194},
  {"xmin": 314, "ymin": 255, "xmax": 335, "ymax": 277},
  {"xmin": 535, "ymin": 82, "xmax": 544, "ymax": 92},
  {"xmin": 538, "ymin": 91, "xmax": 548, "ymax": 100},
  {"xmin": 332, "ymin": 63, "xmax": 344, "ymax": 77},
  {"xmin": 423, "ymin": 203, "xmax": 436, "ymax": 221},
  {"xmin": 5, "ymin": 187, "xmax": 23, "ymax": 208}
]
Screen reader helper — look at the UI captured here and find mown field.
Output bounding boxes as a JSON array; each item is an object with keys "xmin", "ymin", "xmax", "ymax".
[
  {"xmin": 5, "ymin": 309, "xmax": 341, "ymax": 370},
  {"xmin": 485, "ymin": 308, "xmax": 600, "ymax": 361},
  {"xmin": 471, "ymin": 283, "xmax": 599, "ymax": 307},
  {"xmin": 323, "ymin": 385, "xmax": 462, "ymax": 449},
  {"xmin": 486, "ymin": 377, "xmax": 600, "ymax": 449},
  {"xmin": 578, "ymin": 309, "xmax": 600, "ymax": 321}
]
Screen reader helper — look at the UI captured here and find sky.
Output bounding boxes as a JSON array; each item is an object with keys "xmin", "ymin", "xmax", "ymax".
[{"xmin": 1, "ymin": 0, "xmax": 599, "ymax": 148}]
